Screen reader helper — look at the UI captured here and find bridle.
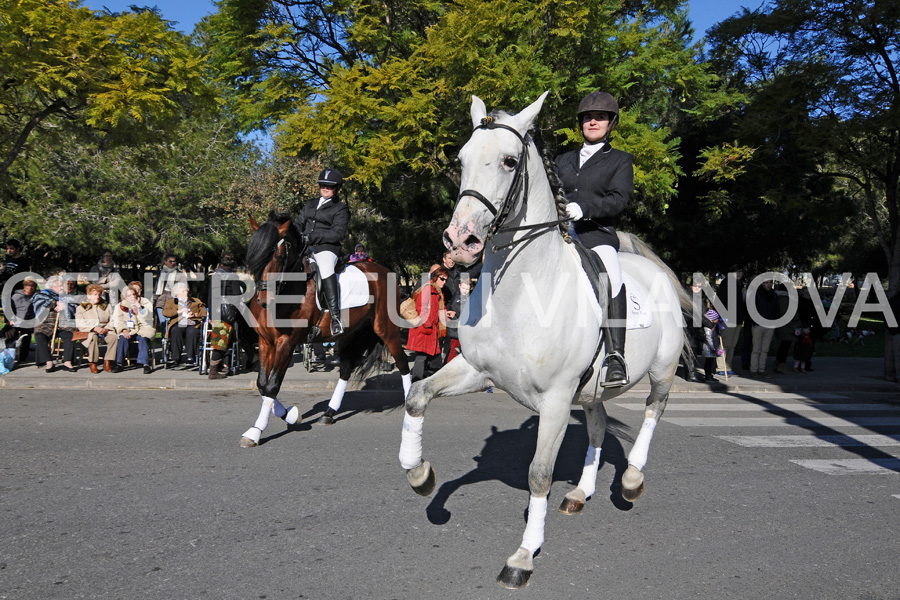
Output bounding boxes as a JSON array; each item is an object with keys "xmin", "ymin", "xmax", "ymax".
[
  {"xmin": 455, "ymin": 117, "xmax": 571, "ymax": 252},
  {"xmin": 255, "ymin": 235, "xmax": 306, "ymax": 297}
]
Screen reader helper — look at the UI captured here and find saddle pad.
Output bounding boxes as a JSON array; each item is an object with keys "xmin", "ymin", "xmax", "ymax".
[
  {"xmin": 315, "ymin": 265, "xmax": 371, "ymax": 311},
  {"xmin": 622, "ymin": 272, "xmax": 653, "ymax": 330},
  {"xmin": 569, "ymin": 245, "xmax": 652, "ymax": 330}
]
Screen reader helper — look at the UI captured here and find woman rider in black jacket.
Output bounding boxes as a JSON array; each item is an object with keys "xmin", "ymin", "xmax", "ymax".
[
  {"xmin": 296, "ymin": 169, "xmax": 350, "ymax": 336},
  {"xmin": 555, "ymin": 91, "xmax": 634, "ymax": 387}
]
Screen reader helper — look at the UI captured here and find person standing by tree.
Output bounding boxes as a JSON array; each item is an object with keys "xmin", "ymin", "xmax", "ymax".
[
  {"xmin": 749, "ymin": 277, "xmax": 780, "ymax": 378},
  {"xmin": 296, "ymin": 168, "xmax": 349, "ymax": 336},
  {"xmin": 1, "ymin": 239, "xmax": 32, "ymax": 291},
  {"xmin": 556, "ymin": 91, "xmax": 633, "ymax": 387}
]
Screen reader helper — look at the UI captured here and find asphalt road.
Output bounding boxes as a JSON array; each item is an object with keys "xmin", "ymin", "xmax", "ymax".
[{"xmin": 2, "ymin": 386, "xmax": 899, "ymax": 599}]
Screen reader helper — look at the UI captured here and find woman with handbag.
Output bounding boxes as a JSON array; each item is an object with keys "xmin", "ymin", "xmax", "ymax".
[{"xmin": 407, "ymin": 267, "xmax": 449, "ymax": 381}]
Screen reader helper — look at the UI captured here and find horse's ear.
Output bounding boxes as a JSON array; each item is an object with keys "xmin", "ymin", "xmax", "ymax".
[
  {"xmin": 250, "ymin": 214, "xmax": 260, "ymax": 232},
  {"xmin": 511, "ymin": 90, "xmax": 549, "ymax": 134},
  {"xmin": 470, "ymin": 95, "xmax": 487, "ymax": 129},
  {"xmin": 277, "ymin": 219, "xmax": 292, "ymax": 238}
]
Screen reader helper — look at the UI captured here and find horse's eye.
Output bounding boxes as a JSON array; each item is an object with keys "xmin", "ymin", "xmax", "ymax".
[{"xmin": 502, "ymin": 156, "xmax": 518, "ymax": 170}]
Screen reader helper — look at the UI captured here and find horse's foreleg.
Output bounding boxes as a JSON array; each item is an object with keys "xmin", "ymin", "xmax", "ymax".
[
  {"xmin": 560, "ymin": 402, "xmax": 608, "ymax": 515},
  {"xmin": 622, "ymin": 390, "xmax": 669, "ymax": 501},
  {"xmin": 400, "ymin": 356, "xmax": 488, "ymax": 496},
  {"xmin": 497, "ymin": 400, "xmax": 570, "ymax": 589},
  {"xmin": 241, "ymin": 337, "xmax": 299, "ymax": 448}
]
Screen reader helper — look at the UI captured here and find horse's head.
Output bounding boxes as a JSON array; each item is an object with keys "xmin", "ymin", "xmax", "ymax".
[
  {"xmin": 248, "ymin": 212, "xmax": 304, "ymax": 309},
  {"xmin": 443, "ymin": 91, "xmax": 549, "ymax": 266}
]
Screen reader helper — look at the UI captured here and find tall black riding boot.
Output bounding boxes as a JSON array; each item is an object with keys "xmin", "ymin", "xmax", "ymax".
[
  {"xmin": 321, "ymin": 275, "xmax": 344, "ymax": 336},
  {"xmin": 601, "ymin": 289, "xmax": 629, "ymax": 388}
]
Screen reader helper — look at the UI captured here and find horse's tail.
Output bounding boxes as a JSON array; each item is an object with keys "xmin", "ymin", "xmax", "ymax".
[
  {"xmin": 617, "ymin": 231, "xmax": 695, "ymax": 365},
  {"xmin": 339, "ymin": 323, "xmax": 389, "ymax": 384}
]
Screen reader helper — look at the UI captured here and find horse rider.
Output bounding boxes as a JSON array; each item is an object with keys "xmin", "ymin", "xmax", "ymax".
[
  {"xmin": 296, "ymin": 168, "xmax": 349, "ymax": 336},
  {"xmin": 555, "ymin": 91, "xmax": 634, "ymax": 387}
]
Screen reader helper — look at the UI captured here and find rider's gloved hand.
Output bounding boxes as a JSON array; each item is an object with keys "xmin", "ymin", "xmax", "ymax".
[{"xmin": 565, "ymin": 202, "xmax": 583, "ymax": 221}]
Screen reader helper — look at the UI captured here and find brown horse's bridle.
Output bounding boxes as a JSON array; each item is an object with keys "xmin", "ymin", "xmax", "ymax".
[{"xmin": 255, "ymin": 236, "xmax": 305, "ymax": 303}]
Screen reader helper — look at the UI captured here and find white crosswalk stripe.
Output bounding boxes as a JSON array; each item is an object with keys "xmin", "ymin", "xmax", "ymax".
[{"xmin": 615, "ymin": 393, "xmax": 900, "ymax": 477}]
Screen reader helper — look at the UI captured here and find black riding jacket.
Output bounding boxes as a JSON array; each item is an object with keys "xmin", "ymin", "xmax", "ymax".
[
  {"xmin": 555, "ymin": 144, "xmax": 634, "ymax": 249},
  {"xmin": 296, "ymin": 197, "xmax": 349, "ymax": 256}
]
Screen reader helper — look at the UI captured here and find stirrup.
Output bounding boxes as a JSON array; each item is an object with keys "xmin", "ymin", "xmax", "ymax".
[
  {"xmin": 601, "ymin": 352, "xmax": 629, "ymax": 388},
  {"xmin": 330, "ymin": 316, "xmax": 344, "ymax": 336}
]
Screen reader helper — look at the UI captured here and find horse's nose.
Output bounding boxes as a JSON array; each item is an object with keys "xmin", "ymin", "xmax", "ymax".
[{"xmin": 443, "ymin": 224, "xmax": 484, "ymax": 265}]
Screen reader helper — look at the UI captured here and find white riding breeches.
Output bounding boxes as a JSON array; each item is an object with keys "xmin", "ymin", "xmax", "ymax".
[
  {"xmin": 591, "ymin": 245, "xmax": 623, "ymax": 297},
  {"xmin": 313, "ymin": 251, "xmax": 338, "ymax": 279}
]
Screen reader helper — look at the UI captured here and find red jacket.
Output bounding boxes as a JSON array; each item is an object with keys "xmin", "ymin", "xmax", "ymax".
[{"xmin": 406, "ymin": 283, "xmax": 444, "ymax": 355}]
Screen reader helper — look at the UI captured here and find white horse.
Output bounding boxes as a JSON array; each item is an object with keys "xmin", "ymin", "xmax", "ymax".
[{"xmin": 398, "ymin": 92, "xmax": 692, "ymax": 588}]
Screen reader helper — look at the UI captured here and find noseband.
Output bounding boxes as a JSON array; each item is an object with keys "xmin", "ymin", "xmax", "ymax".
[{"xmin": 456, "ymin": 117, "xmax": 570, "ymax": 252}]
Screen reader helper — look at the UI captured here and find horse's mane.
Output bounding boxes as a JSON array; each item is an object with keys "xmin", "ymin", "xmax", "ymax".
[{"xmin": 246, "ymin": 211, "xmax": 295, "ymax": 281}]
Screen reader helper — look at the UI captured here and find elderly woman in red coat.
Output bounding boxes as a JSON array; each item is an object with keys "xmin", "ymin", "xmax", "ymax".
[{"xmin": 408, "ymin": 266, "xmax": 449, "ymax": 381}]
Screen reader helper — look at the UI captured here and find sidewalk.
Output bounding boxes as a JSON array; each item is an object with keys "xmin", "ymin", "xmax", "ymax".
[{"xmin": 2, "ymin": 355, "xmax": 897, "ymax": 396}]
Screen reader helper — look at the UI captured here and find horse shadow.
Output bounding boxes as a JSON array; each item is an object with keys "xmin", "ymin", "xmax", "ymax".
[
  {"xmin": 299, "ymin": 371, "xmax": 408, "ymax": 423},
  {"xmin": 425, "ymin": 412, "xmax": 635, "ymax": 525}
]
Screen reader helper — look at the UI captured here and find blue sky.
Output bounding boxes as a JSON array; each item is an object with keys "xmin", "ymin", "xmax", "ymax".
[{"xmin": 84, "ymin": 0, "xmax": 758, "ymax": 40}]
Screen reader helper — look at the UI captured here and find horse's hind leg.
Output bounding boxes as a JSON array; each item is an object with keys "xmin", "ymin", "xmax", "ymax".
[
  {"xmin": 559, "ymin": 402, "xmax": 608, "ymax": 515},
  {"xmin": 400, "ymin": 356, "xmax": 489, "ymax": 496},
  {"xmin": 622, "ymin": 381, "xmax": 671, "ymax": 501},
  {"xmin": 320, "ymin": 359, "xmax": 353, "ymax": 425}
]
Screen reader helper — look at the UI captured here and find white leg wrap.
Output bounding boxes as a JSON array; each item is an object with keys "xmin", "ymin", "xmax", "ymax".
[
  {"xmin": 401, "ymin": 373, "xmax": 412, "ymax": 399},
  {"xmin": 254, "ymin": 396, "xmax": 276, "ymax": 432},
  {"xmin": 285, "ymin": 406, "xmax": 299, "ymax": 425},
  {"xmin": 628, "ymin": 418, "xmax": 657, "ymax": 472},
  {"xmin": 399, "ymin": 413, "xmax": 425, "ymax": 470},
  {"xmin": 241, "ymin": 426, "xmax": 261, "ymax": 444},
  {"xmin": 576, "ymin": 445, "xmax": 602, "ymax": 499},
  {"xmin": 520, "ymin": 495, "xmax": 548, "ymax": 555},
  {"xmin": 328, "ymin": 378, "xmax": 349, "ymax": 411}
]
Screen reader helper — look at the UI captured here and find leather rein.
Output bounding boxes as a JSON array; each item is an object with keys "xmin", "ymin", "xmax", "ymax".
[{"xmin": 455, "ymin": 117, "xmax": 570, "ymax": 252}]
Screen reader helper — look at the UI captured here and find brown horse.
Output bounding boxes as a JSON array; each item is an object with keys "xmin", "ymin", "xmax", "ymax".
[{"xmin": 238, "ymin": 212, "xmax": 411, "ymax": 448}]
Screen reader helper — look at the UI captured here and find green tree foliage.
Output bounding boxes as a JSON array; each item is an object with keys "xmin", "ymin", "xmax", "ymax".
[
  {"xmin": 205, "ymin": 0, "xmax": 734, "ymax": 271},
  {"xmin": 704, "ymin": 0, "xmax": 900, "ymax": 283},
  {"xmin": 1, "ymin": 116, "xmax": 263, "ymax": 270},
  {"xmin": 0, "ymin": 0, "xmax": 212, "ymax": 175}
]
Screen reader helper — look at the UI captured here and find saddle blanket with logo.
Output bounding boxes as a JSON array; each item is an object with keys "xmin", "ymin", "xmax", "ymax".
[
  {"xmin": 569, "ymin": 244, "xmax": 653, "ymax": 330},
  {"xmin": 315, "ymin": 265, "xmax": 371, "ymax": 311}
]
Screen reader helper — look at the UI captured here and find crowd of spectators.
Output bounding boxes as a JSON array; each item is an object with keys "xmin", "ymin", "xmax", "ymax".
[{"xmin": 0, "ymin": 243, "xmax": 244, "ymax": 378}]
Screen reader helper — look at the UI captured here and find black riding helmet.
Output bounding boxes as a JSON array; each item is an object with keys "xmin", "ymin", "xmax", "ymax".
[
  {"xmin": 576, "ymin": 91, "xmax": 620, "ymax": 128},
  {"xmin": 317, "ymin": 168, "xmax": 343, "ymax": 189}
]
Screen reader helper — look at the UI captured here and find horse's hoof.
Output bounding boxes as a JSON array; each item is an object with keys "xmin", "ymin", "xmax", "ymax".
[
  {"xmin": 407, "ymin": 461, "xmax": 436, "ymax": 496},
  {"xmin": 319, "ymin": 408, "xmax": 336, "ymax": 425},
  {"xmin": 239, "ymin": 436, "xmax": 258, "ymax": 448},
  {"xmin": 496, "ymin": 565, "xmax": 532, "ymax": 589},
  {"xmin": 622, "ymin": 481, "xmax": 645, "ymax": 502},
  {"xmin": 558, "ymin": 497, "xmax": 585, "ymax": 515}
]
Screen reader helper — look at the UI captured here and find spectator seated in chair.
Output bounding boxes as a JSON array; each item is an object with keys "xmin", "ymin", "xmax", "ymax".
[
  {"xmin": 75, "ymin": 283, "xmax": 119, "ymax": 373},
  {"xmin": 7, "ymin": 277, "xmax": 37, "ymax": 366},
  {"xmin": 31, "ymin": 275, "xmax": 79, "ymax": 373},
  {"xmin": 162, "ymin": 282, "xmax": 206, "ymax": 367},
  {"xmin": 112, "ymin": 282, "xmax": 155, "ymax": 374}
]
